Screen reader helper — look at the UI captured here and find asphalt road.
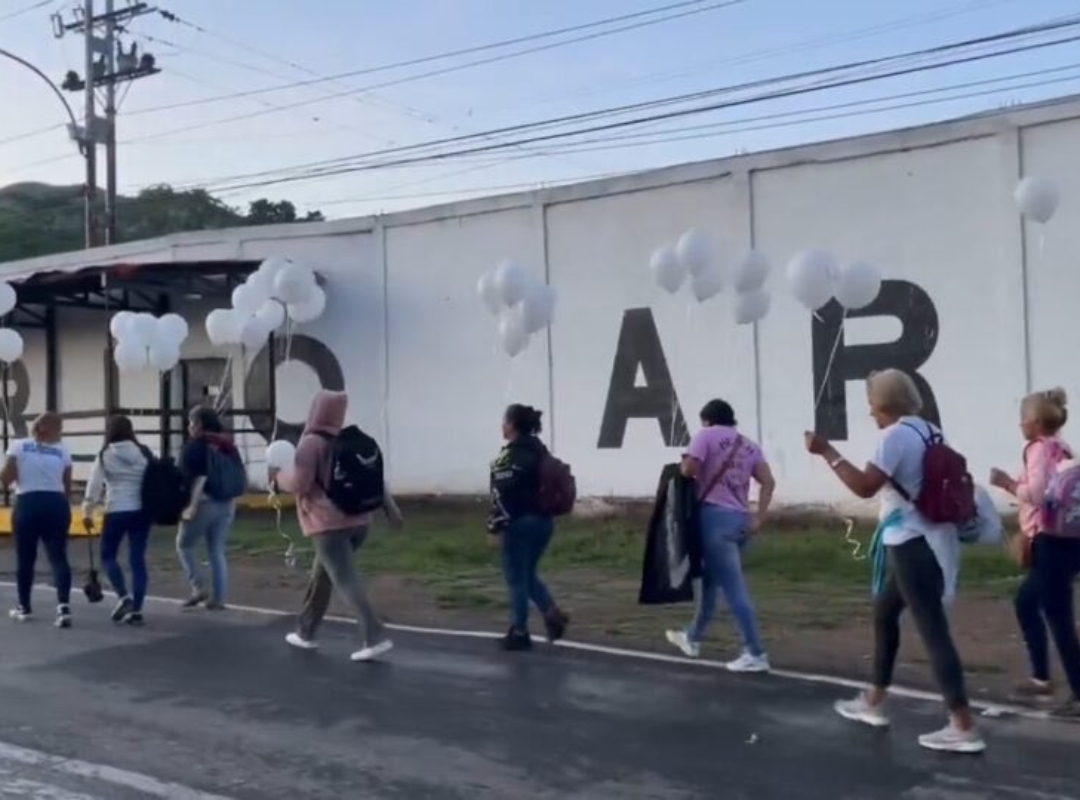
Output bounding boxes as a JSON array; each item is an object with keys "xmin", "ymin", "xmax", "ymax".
[{"xmin": 1, "ymin": 585, "xmax": 1079, "ymax": 799}]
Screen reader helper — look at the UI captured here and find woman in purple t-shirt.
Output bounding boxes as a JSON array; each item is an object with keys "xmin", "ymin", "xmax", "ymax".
[{"xmin": 665, "ymin": 399, "xmax": 776, "ymax": 672}]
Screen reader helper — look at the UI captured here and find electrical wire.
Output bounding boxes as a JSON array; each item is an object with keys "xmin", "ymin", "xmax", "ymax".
[{"xmin": 0, "ymin": 0, "xmax": 55, "ymax": 23}]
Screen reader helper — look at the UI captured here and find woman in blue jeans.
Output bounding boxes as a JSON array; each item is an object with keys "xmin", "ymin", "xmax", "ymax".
[
  {"xmin": 81, "ymin": 415, "xmax": 151, "ymax": 625},
  {"xmin": 489, "ymin": 404, "xmax": 569, "ymax": 651},
  {"xmin": 666, "ymin": 399, "xmax": 776, "ymax": 672}
]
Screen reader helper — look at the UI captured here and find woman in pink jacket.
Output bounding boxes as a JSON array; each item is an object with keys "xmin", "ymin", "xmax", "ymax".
[{"xmin": 271, "ymin": 390, "xmax": 402, "ymax": 662}]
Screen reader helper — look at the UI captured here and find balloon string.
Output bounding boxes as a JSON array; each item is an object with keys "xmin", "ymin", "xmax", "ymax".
[
  {"xmin": 843, "ymin": 518, "xmax": 866, "ymax": 561},
  {"xmin": 814, "ymin": 310, "xmax": 847, "ymax": 411},
  {"xmin": 214, "ymin": 350, "xmax": 236, "ymax": 413},
  {"xmin": 669, "ymin": 301, "xmax": 693, "ymax": 447},
  {"xmin": 1039, "ymin": 231, "xmax": 1046, "ymax": 261}
]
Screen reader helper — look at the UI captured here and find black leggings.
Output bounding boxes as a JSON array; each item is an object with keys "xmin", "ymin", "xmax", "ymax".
[
  {"xmin": 1015, "ymin": 534, "xmax": 1080, "ymax": 696},
  {"xmin": 13, "ymin": 491, "xmax": 72, "ymax": 612},
  {"xmin": 873, "ymin": 536, "xmax": 969, "ymax": 710}
]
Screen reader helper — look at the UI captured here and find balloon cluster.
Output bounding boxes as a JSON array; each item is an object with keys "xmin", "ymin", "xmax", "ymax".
[
  {"xmin": 205, "ymin": 258, "xmax": 326, "ymax": 350},
  {"xmin": 477, "ymin": 260, "xmax": 556, "ymax": 358},
  {"xmin": 110, "ymin": 310, "xmax": 190, "ymax": 373},
  {"xmin": 785, "ymin": 250, "xmax": 881, "ymax": 314},
  {"xmin": 0, "ymin": 281, "xmax": 23, "ymax": 364},
  {"xmin": 1014, "ymin": 176, "xmax": 1059, "ymax": 225}
]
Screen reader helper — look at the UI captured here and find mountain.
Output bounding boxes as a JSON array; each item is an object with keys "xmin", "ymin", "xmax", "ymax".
[{"xmin": 0, "ymin": 183, "xmax": 324, "ymax": 263}]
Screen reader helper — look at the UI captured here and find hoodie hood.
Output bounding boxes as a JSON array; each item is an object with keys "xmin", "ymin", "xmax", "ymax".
[
  {"xmin": 305, "ymin": 390, "xmax": 348, "ymax": 436},
  {"xmin": 102, "ymin": 440, "xmax": 149, "ymax": 476}
]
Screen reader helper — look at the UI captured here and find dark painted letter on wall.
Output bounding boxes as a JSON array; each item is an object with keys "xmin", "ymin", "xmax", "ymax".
[
  {"xmin": 598, "ymin": 308, "xmax": 689, "ymax": 449},
  {"xmin": 812, "ymin": 279, "xmax": 940, "ymax": 440}
]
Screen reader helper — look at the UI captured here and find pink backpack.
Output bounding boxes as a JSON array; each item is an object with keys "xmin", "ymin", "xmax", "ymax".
[{"xmin": 1041, "ymin": 461, "xmax": 1080, "ymax": 538}]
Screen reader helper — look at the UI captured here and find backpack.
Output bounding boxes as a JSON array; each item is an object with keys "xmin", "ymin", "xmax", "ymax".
[
  {"xmin": 537, "ymin": 449, "xmax": 576, "ymax": 517},
  {"xmin": 205, "ymin": 441, "xmax": 247, "ymax": 501},
  {"xmin": 135, "ymin": 445, "xmax": 187, "ymax": 526},
  {"xmin": 315, "ymin": 426, "xmax": 385, "ymax": 515},
  {"xmin": 895, "ymin": 421, "xmax": 976, "ymax": 526},
  {"xmin": 1040, "ymin": 461, "xmax": 1080, "ymax": 538}
]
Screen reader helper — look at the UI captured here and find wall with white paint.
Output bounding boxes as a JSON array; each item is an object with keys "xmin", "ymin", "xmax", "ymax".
[{"xmin": 5, "ymin": 98, "xmax": 1078, "ymax": 509}]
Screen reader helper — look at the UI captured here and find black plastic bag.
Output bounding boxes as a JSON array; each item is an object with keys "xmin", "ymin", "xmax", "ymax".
[{"xmin": 638, "ymin": 463, "xmax": 702, "ymax": 605}]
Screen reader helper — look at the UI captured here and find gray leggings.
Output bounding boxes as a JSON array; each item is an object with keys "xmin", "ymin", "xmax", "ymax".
[
  {"xmin": 873, "ymin": 536, "xmax": 969, "ymax": 710},
  {"xmin": 299, "ymin": 527, "xmax": 385, "ymax": 645}
]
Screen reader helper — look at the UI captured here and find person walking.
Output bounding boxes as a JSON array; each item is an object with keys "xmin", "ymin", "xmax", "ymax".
[
  {"xmin": 489, "ymin": 403, "xmax": 569, "ymax": 652},
  {"xmin": 81, "ymin": 415, "xmax": 151, "ymax": 625},
  {"xmin": 272, "ymin": 390, "xmax": 399, "ymax": 661},
  {"xmin": 2, "ymin": 412, "xmax": 74, "ymax": 628},
  {"xmin": 664, "ymin": 399, "xmax": 776, "ymax": 672}
]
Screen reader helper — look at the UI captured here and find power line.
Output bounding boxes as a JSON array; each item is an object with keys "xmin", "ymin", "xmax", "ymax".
[
  {"xmin": 0, "ymin": 122, "xmax": 65, "ymax": 147},
  {"xmin": 0, "ymin": 0, "xmax": 55, "ymax": 23}
]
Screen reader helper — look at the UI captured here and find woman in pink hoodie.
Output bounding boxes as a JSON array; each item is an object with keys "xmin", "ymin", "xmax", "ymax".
[{"xmin": 271, "ymin": 390, "xmax": 402, "ymax": 662}]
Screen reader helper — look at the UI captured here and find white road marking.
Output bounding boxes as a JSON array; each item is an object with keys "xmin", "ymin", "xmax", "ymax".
[
  {"xmin": 0, "ymin": 741, "xmax": 233, "ymax": 799},
  {"xmin": 1, "ymin": 581, "xmax": 1044, "ymax": 721}
]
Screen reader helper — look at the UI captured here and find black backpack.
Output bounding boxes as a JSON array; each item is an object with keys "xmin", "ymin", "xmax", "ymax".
[
  {"xmin": 315, "ymin": 426, "xmax": 385, "ymax": 515},
  {"xmin": 135, "ymin": 445, "xmax": 187, "ymax": 526}
]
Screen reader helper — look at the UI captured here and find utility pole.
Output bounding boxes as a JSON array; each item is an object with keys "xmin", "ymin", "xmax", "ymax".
[{"xmin": 55, "ymin": 1, "xmax": 161, "ymax": 247}]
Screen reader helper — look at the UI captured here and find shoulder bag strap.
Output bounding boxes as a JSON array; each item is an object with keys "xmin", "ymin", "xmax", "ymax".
[{"xmin": 697, "ymin": 435, "xmax": 744, "ymax": 501}]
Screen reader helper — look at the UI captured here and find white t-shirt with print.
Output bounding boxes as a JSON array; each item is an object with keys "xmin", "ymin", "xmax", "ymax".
[{"xmin": 7, "ymin": 439, "xmax": 71, "ymax": 495}]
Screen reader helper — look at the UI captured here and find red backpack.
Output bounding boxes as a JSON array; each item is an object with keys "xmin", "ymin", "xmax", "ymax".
[
  {"xmin": 895, "ymin": 422, "xmax": 977, "ymax": 525},
  {"xmin": 537, "ymin": 449, "xmax": 576, "ymax": 517}
]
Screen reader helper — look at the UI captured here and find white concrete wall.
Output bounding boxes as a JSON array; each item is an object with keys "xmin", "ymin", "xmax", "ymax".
[{"xmin": 7, "ymin": 100, "xmax": 1080, "ymax": 508}]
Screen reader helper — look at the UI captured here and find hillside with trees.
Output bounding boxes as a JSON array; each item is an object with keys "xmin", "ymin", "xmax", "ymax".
[{"xmin": 0, "ymin": 182, "xmax": 325, "ymax": 262}]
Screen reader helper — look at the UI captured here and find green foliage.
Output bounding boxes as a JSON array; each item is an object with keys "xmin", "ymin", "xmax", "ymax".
[{"xmin": 0, "ymin": 182, "xmax": 325, "ymax": 263}]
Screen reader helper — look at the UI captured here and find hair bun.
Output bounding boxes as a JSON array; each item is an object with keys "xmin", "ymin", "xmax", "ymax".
[{"xmin": 1046, "ymin": 387, "xmax": 1068, "ymax": 408}]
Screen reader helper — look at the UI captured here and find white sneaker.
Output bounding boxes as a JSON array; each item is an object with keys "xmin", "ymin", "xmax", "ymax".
[
  {"xmin": 55, "ymin": 605, "xmax": 72, "ymax": 629},
  {"xmin": 8, "ymin": 607, "xmax": 31, "ymax": 622},
  {"xmin": 918, "ymin": 722, "xmax": 986, "ymax": 754},
  {"xmin": 665, "ymin": 630, "xmax": 701, "ymax": 658},
  {"xmin": 351, "ymin": 639, "xmax": 394, "ymax": 662},
  {"xmin": 834, "ymin": 693, "xmax": 890, "ymax": 728},
  {"xmin": 285, "ymin": 632, "xmax": 318, "ymax": 651},
  {"xmin": 726, "ymin": 652, "xmax": 771, "ymax": 673}
]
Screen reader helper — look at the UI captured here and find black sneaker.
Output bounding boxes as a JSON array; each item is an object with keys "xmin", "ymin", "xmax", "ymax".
[
  {"xmin": 205, "ymin": 600, "xmax": 227, "ymax": 612},
  {"xmin": 55, "ymin": 605, "xmax": 72, "ymax": 629},
  {"xmin": 1010, "ymin": 679, "xmax": 1055, "ymax": 704},
  {"xmin": 111, "ymin": 596, "xmax": 134, "ymax": 623},
  {"xmin": 543, "ymin": 610, "xmax": 569, "ymax": 643},
  {"xmin": 125, "ymin": 612, "xmax": 145, "ymax": 627},
  {"xmin": 500, "ymin": 628, "xmax": 533, "ymax": 652},
  {"xmin": 181, "ymin": 590, "xmax": 209, "ymax": 609},
  {"xmin": 1050, "ymin": 698, "xmax": 1080, "ymax": 720}
]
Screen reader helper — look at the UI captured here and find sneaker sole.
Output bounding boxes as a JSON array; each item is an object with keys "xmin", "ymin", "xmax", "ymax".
[
  {"xmin": 727, "ymin": 665, "xmax": 771, "ymax": 674},
  {"xmin": 835, "ymin": 704, "xmax": 890, "ymax": 728},
  {"xmin": 918, "ymin": 738, "xmax": 986, "ymax": 754},
  {"xmin": 351, "ymin": 641, "xmax": 394, "ymax": 662},
  {"xmin": 285, "ymin": 635, "xmax": 319, "ymax": 651}
]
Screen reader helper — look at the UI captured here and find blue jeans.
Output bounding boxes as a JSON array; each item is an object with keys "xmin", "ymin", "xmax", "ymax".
[
  {"xmin": 688, "ymin": 504, "xmax": 765, "ymax": 657},
  {"xmin": 13, "ymin": 492, "xmax": 72, "ymax": 611},
  {"xmin": 176, "ymin": 499, "xmax": 235, "ymax": 603},
  {"xmin": 501, "ymin": 515, "xmax": 556, "ymax": 632},
  {"xmin": 100, "ymin": 510, "xmax": 152, "ymax": 611}
]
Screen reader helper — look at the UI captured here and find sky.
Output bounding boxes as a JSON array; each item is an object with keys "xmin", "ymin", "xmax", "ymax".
[{"xmin": 1, "ymin": 0, "xmax": 1078, "ymax": 220}]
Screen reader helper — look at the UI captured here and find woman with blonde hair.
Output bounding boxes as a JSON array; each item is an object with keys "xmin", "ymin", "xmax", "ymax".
[
  {"xmin": 805, "ymin": 369, "xmax": 984, "ymax": 754},
  {"xmin": 991, "ymin": 388, "xmax": 1080, "ymax": 717},
  {"xmin": 0, "ymin": 412, "xmax": 74, "ymax": 627}
]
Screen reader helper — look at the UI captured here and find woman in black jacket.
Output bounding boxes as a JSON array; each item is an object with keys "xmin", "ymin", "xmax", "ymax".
[{"xmin": 489, "ymin": 404, "xmax": 568, "ymax": 651}]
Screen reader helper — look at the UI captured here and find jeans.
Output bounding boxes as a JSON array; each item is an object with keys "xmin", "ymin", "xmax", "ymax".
[
  {"xmin": 100, "ymin": 510, "xmax": 152, "ymax": 612},
  {"xmin": 176, "ymin": 499, "xmax": 235, "ymax": 603},
  {"xmin": 873, "ymin": 536, "xmax": 969, "ymax": 710},
  {"xmin": 501, "ymin": 515, "xmax": 556, "ymax": 632},
  {"xmin": 13, "ymin": 492, "xmax": 72, "ymax": 612},
  {"xmin": 688, "ymin": 504, "xmax": 764, "ymax": 656},
  {"xmin": 307, "ymin": 527, "xmax": 385, "ymax": 645},
  {"xmin": 1015, "ymin": 534, "xmax": 1080, "ymax": 696}
]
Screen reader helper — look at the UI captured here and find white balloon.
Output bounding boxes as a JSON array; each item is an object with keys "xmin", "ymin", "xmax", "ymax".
[
  {"xmin": 834, "ymin": 261, "xmax": 882, "ymax": 311},
  {"xmin": 266, "ymin": 440, "xmax": 296, "ymax": 471},
  {"xmin": 231, "ymin": 282, "xmax": 260, "ymax": 317},
  {"xmin": 157, "ymin": 313, "xmax": 189, "ymax": 346},
  {"xmin": 256, "ymin": 300, "xmax": 286, "ymax": 331},
  {"xmin": 0, "ymin": 329, "xmax": 23, "ymax": 363},
  {"xmin": 127, "ymin": 313, "xmax": 157, "ymax": 347},
  {"xmin": 521, "ymin": 283, "xmax": 556, "ymax": 334},
  {"xmin": 114, "ymin": 339, "xmax": 147, "ymax": 373},
  {"xmin": 675, "ymin": 228, "xmax": 714, "ymax": 276},
  {"xmin": 690, "ymin": 265, "xmax": 724, "ymax": 303},
  {"xmin": 497, "ymin": 308, "xmax": 530, "ymax": 358},
  {"xmin": 286, "ymin": 285, "xmax": 326, "ymax": 323},
  {"xmin": 650, "ymin": 245, "xmax": 685, "ymax": 294},
  {"xmin": 1014, "ymin": 176, "xmax": 1060, "ymax": 224},
  {"xmin": 732, "ymin": 250, "xmax": 770, "ymax": 294},
  {"xmin": 240, "ymin": 314, "xmax": 273, "ymax": 350},
  {"xmin": 147, "ymin": 340, "xmax": 180, "ymax": 372},
  {"xmin": 493, "ymin": 260, "xmax": 530, "ymax": 307},
  {"xmin": 0, "ymin": 282, "xmax": 17, "ymax": 317},
  {"xmin": 273, "ymin": 261, "xmax": 317, "ymax": 305},
  {"xmin": 786, "ymin": 249, "xmax": 837, "ymax": 312},
  {"xmin": 734, "ymin": 288, "xmax": 771, "ymax": 325},
  {"xmin": 205, "ymin": 308, "xmax": 243, "ymax": 347},
  {"xmin": 109, "ymin": 310, "xmax": 134, "ymax": 340},
  {"xmin": 476, "ymin": 272, "xmax": 503, "ymax": 315}
]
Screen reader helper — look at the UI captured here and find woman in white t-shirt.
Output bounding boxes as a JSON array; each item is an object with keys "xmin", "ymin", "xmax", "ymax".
[
  {"xmin": 804, "ymin": 369, "xmax": 984, "ymax": 755},
  {"xmin": 0, "ymin": 412, "xmax": 74, "ymax": 627}
]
